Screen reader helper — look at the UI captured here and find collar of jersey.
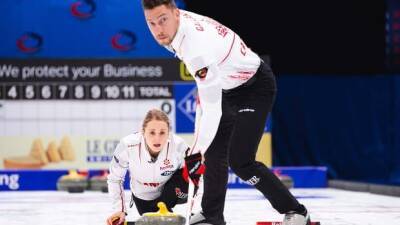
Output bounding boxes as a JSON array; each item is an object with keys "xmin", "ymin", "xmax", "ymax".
[
  {"xmin": 169, "ymin": 9, "xmax": 186, "ymax": 57},
  {"xmin": 140, "ymin": 134, "xmax": 171, "ymax": 163}
]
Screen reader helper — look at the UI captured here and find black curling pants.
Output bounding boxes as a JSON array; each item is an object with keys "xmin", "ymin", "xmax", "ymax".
[
  {"xmin": 201, "ymin": 61, "xmax": 301, "ymax": 225},
  {"xmin": 132, "ymin": 168, "xmax": 188, "ymax": 215}
]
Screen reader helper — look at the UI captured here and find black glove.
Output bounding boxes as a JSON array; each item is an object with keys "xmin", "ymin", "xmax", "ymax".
[{"xmin": 182, "ymin": 152, "xmax": 205, "ymax": 186}]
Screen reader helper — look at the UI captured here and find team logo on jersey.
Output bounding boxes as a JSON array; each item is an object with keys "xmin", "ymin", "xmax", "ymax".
[
  {"xmin": 164, "ymin": 159, "xmax": 170, "ymax": 165},
  {"xmin": 195, "ymin": 67, "xmax": 208, "ymax": 80},
  {"xmin": 161, "ymin": 171, "xmax": 174, "ymax": 176}
]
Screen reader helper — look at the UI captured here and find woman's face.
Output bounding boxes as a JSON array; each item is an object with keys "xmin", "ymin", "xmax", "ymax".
[{"xmin": 143, "ymin": 120, "xmax": 169, "ymax": 154}]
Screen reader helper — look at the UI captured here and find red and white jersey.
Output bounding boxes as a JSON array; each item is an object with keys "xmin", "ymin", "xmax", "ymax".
[
  {"xmin": 169, "ymin": 10, "xmax": 261, "ymax": 90},
  {"xmin": 166, "ymin": 10, "xmax": 261, "ymax": 155},
  {"xmin": 107, "ymin": 132, "xmax": 188, "ymax": 213}
]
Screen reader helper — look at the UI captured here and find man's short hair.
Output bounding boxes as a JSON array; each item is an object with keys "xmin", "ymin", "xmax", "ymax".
[{"xmin": 141, "ymin": 0, "xmax": 176, "ymax": 10}]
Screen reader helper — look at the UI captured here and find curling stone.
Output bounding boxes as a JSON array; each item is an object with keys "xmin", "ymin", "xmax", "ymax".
[
  {"xmin": 136, "ymin": 202, "xmax": 185, "ymax": 225},
  {"xmin": 89, "ymin": 170, "xmax": 109, "ymax": 192},
  {"xmin": 56, "ymin": 169, "xmax": 88, "ymax": 193},
  {"xmin": 278, "ymin": 175, "xmax": 294, "ymax": 189}
]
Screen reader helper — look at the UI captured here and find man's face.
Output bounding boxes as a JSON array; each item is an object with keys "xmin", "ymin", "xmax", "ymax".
[{"xmin": 144, "ymin": 4, "xmax": 180, "ymax": 46}]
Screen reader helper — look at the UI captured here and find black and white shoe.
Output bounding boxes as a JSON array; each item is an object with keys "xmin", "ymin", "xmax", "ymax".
[
  {"xmin": 283, "ymin": 209, "xmax": 311, "ymax": 225},
  {"xmin": 189, "ymin": 212, "xmax": 226, "ymax": 225}
]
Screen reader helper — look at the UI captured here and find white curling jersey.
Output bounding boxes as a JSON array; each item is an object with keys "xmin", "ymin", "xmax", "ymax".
[
  {"xmin": 166, "ymin": 10, "xmax": 262, "ymax": 155},
  {"xmin": 107, "ymin": 132, "xmax": 188, "ymax": 213},
  {"xmin": 169, "ymin": 9, "xmax": 261, "ymax": 90}
]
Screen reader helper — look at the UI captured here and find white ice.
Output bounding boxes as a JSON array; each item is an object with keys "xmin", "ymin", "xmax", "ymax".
[{"xmin": 1, "ymin": 188, "xmax": 399, "ymax": 225}]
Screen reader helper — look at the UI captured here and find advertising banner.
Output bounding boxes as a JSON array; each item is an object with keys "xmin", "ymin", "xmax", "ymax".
[
  {"xmin": 0, "ymin": 99, "xmax": 176, "ymax": 169},
  {"xmin": 1, "ymin": 136, "xmax": 118, "ymax": 170},
  {"xmin": 0, "ymin": 167, "xmax": 327, "ymax": 191},
  {"xmin": 174, "ymin": 83, "xmax": 197, "ymax": 133},
  {"xmin": 0, "ymin": 59, "xmax": 182, "ymax": 83}
]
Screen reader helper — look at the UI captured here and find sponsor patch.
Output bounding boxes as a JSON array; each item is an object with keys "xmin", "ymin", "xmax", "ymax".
[
  {"xmin": 175, "ymin": 187, "xmax": 188, "ymax": 199},
  {"xmin": 161, "ymin": 170, "xmax": 174, "ymax": 176},
  {"xmin": 238, "ymin": 108, "xmax": 255, "ymax": 113},
  {"xmin": 160, "ymin": 164, "xmax": 174, "ymax": 170}
]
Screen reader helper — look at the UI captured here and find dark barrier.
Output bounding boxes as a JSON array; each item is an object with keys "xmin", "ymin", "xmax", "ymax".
[{"xmin": 272, "ymin": 74, "xmax": 400, "ymax": 185}]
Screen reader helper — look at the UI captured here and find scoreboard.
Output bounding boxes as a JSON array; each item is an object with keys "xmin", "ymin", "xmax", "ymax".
[
  {"xmin": 0, "ymin": 58, "xmax": 183, "ymax": 109},
  {"xmin": 0, "ymin": 58, "xmax": 189, "ymax": 138},
  {"xmin": 1, "ymin": 83, "xmax": 173, "ymax": 100},
  {"xmin": 0, "ymin": 59, "xmax": 181, "ymax": 100}
]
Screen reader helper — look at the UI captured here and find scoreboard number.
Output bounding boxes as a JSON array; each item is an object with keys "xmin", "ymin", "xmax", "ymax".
[
  {"xmin": 121, "ymin": 85, "xmax": 135, "ymax": 99},
  {"xmin": 104, "ymin": 85, "xmax": 120, "ymax": 99},
  {"xmin": 39, "ymin": 85, "xmax": 53, "ymax": 99},
  {"xmin": 89, "ymin": 85, "xmax": 102, "ymax": 99},
  {"xmin": 23, "ymin": 85, "xmax": 36, "ymax": 99},
  {"xmin": 6, "ymin": 85, "xmax": 20, "ymax": 100},
  {"xmin": 56, "ymin": 85, "xmax": 69, "ymax": 99},
  {"xmin": 73, "ymin": 85, "xmax": 86, "ymax": 99}
]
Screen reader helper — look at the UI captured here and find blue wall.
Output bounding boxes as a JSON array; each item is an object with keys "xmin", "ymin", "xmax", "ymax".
[
  {"xmin": 0, "ymin": 0, "xmax": 187, "ymax": 58},
  {"xmin": 272, "ymin": 75, "xmax": 400, "ymax": 185}
]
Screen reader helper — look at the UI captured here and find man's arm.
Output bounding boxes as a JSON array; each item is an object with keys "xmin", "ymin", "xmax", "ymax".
[
  {"xmin": 194, "ymin": 93, "xmax": 202, "ymax": 135},
  {"xmin": 190, "ymin": 64, "xmax": 222, "ymax": 155},
  {"xmin": 183, "ymin": 63, "xmax": 221, "ymax": 186}
]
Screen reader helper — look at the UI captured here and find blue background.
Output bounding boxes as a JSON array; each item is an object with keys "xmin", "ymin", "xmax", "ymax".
[{"xmin": 0, "ymin": 0, "xmax": 181, "ymax": 58}]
